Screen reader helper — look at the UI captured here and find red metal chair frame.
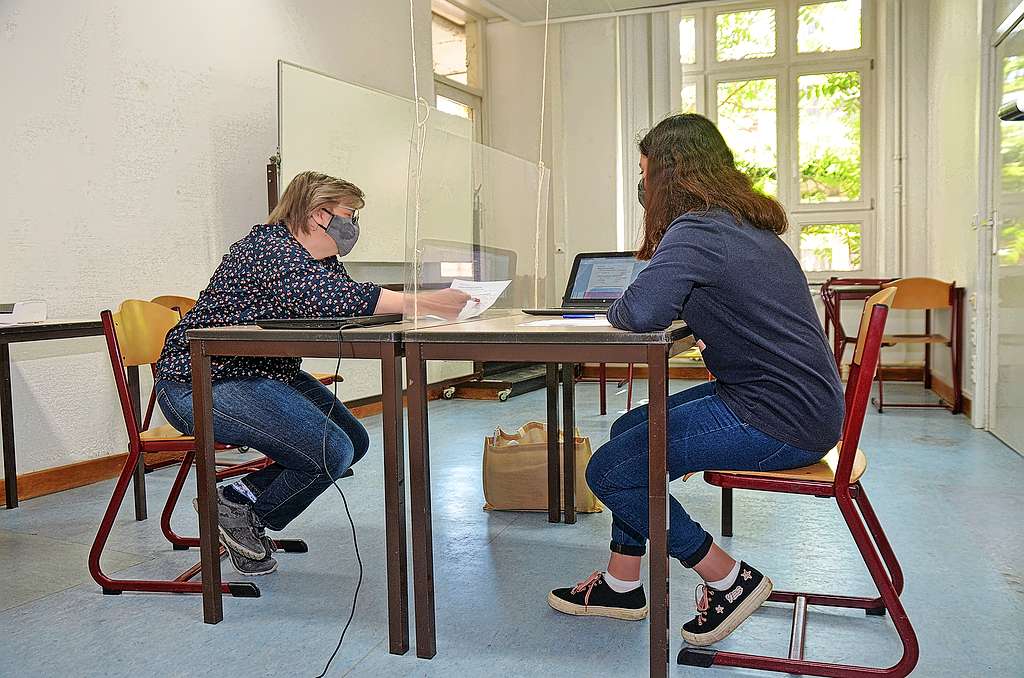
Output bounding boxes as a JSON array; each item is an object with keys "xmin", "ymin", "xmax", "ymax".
[
  {"xmin": 820, "ymin": 277, "xmax": 897, "ymax": 368},
  {"xmin": 89, "ymin": 307, "xmax": 305, "ymax": 599},
  {"xmin": 679, "ymin": 297, "xmax": 919, "ymax": 677}
]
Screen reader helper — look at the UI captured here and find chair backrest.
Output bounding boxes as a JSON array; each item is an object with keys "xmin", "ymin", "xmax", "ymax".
[
  {"xmin": 881, "ymin": 277, "xmax": 952, "ymax": 310},
  {"xmin": 150, "ymin": 295, "xmax": 197, "ymax": 319},
  {"xmin": 101, "ymin": 300, "xmax": 181, "ymax": 443},
  {"xmin": 834, "ymin": 287, "xmax": 897, "ymax": 488}
]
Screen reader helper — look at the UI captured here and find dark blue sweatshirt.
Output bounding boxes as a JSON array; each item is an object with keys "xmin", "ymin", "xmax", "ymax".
[{"xmin": 608, "ymin": 208, "xmax": 844, "ymax": 453}]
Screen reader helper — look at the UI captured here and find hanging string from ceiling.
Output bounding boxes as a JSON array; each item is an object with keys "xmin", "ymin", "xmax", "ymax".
[{"xmin": 532, "ymin": 0, "xmax": 552, "ymax": 307}]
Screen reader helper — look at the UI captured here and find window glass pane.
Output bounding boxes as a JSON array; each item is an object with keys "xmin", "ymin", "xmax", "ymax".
[
  {"xmin": 1000, "ymin": 54, "xmax": 1024, "ymax": 195},
  {"xmin": 436, "ymin": 95, "xmax": 473, "ymax": 120},
  {"xmin": 432, "ymin": 13, "xmax": 468, "ymax": 84},
  {"xmin": 798, "ymin": 71, "xmax": 862, "ymax": 202},
  {"xmin": 798, "ymin": 0, "xmax": 862, "ymax": 53},
  {"xmin": 681, "ymin": 82, "xmax": 698, "ymax": 113},
  {"xmin": 680, "ymin": 16, "xmax": 697, "ymax": 65},
  {"xmin": 800, "ymin": 224, "xmax": 862, "ymax": 271},
  {"xmin": 716, "ymin": 78, "xmax": 778, "ymax": 195},
  {"xmin": 716, "ymin": 9, "xmax": 776, "ymax": 61}
]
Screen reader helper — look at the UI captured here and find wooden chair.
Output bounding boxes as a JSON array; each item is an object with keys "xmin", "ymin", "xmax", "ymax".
[
  {"xmin": 872, "ymin": 277, "xmax": 963, "ymax": 413},
  {"xmin": 89, "ymin": 300, "xmax": 306, "ymax": 599},
  {"xmin": 679, "ymin": 288, "xmax": 919, "ymax": 677}
]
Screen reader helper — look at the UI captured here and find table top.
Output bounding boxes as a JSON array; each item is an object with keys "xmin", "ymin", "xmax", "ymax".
[
  {"xmin": 0, "ymin": 319, "xmax": 103, "ymax": 340},
  {"xmin": 186, "ymin": 320, "xmax": 424, "ymax": 344},
  {"xmin": 405, "ymin": 311, "xmax": 692, "ymax": 345}
]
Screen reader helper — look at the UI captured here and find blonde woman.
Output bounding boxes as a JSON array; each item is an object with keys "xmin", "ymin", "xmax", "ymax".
[{"xmin": 155, "ymin": 171, "xmax": 468, "ymax": 575}]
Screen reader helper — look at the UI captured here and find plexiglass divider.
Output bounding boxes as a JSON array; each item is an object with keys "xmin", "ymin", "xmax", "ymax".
[
  {"xmin": 278, "ymin": 62, "xmax": 551, "ymax": 330},
  {"xmin": 404, "ymin": 113, "xmax": 552, "ymax": 328}
]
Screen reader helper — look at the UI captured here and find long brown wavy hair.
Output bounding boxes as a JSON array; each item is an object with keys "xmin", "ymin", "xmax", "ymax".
[{"xmin": 636, "ymin": 114, "xmax": 787, "ymax": 260}]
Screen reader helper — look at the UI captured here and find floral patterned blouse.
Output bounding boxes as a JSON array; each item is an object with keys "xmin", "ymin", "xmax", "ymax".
[{"xmin": 156, "ymin": 223, "xmax": 381, "ymax": 383}]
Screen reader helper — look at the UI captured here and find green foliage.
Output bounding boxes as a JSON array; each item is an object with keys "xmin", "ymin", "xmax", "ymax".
[
  {"xmin": 801, "ymin": 224, "xmax": 862, "ymax": 271},
  {"xmin": 797, "ymin": 71, "xmax": 862, "ymax": 202},
  {"xmin": 716, "ymin": 9, "xmax": 775, "ymax": 61},
  {"xmin": 999, "ymin": 221, "xmax": 1024, "ymax": 266}
]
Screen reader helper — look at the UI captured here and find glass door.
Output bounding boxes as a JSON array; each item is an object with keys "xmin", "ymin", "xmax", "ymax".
[{"xmin": 991, "ymin": 20, "xmax": 1024, "ymax": 453}]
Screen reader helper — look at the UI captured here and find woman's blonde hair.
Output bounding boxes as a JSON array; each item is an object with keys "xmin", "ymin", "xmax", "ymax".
[{"xmin": 269, "ymin": 171, "xmax": 365, "ymax": 235}]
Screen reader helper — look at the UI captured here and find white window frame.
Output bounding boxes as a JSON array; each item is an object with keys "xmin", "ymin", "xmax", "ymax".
[
  {"xmin": 431, "ymin": 1, "xmax": 487, "ymax": 142},
  {"xmin": 670, "ymin": 0, "xmax": 877, "ymax": 279}
]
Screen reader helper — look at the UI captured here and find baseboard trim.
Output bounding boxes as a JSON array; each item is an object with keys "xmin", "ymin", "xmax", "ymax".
[
  {"xmin": 4, "ymin": 364, "xmax": 970, "ymax": 507},
  {"xmin": 1, "ymin": 384, "xmax": 452, "ymax": 507},
  {"xmin": 0, "ymin": 450, "xmax": 184, "ymax": 508},
  {"xmin": 581, "ymin": 363, "xmax": 928, "ymax": 383},
  {"xmin": 928, "ymin": 372, "xmax": 972, "ymax": 418}
]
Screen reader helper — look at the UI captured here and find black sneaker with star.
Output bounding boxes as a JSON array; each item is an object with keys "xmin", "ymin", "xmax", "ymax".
[
  {"xmin": 681, "ymin": 562, "xmax": 773, "ymax": 646},
  {"xmin": 547, "ymin": 571, "xmax": 649, "ymax": 621}
]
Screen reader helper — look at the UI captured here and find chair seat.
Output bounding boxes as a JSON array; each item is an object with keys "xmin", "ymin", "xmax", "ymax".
[
  {"xmin": 139, "ymin": 423, "xmax": 192, "ymax": 442},
  {"xmin": 882, "ymin": 333, "xmax": 949, "ymax": 345},
  {"xmin": 677, "ymin": 346, "xmax": 704, "ymax": 361},
  {"xmin": 311, "ymin": 371, "xmax": 344, "ymax": 384},
  {"xmin": 688, "ymin": 444, "xmax": 868, "ymax": 485}
]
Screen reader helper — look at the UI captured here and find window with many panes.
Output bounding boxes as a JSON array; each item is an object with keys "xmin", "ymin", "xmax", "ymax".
[
  {"xmin": 431, "ymin": 1, "xmax": 485, "ymax": 141},
  {"xmin": 671, "ymin": 0, "xmax": 874, "ymax": 277}
]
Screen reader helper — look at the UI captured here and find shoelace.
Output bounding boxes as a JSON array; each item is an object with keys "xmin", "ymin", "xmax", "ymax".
[
  {"xmin": 694, "ymin": 583, "xmax": 712, "ymax": 627},
  {"xmin": 571, "ymin": 571, "xmax": 604, "ymax": 609}
]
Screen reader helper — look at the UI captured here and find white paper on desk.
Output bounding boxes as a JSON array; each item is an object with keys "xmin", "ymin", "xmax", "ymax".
[
  {"xmin": 450, "ymin": 279, "xmax": 511, "ymax": 320},
  {"xmin": 518, "ymin": 317, "xmax": 612, "ymax": 328}
]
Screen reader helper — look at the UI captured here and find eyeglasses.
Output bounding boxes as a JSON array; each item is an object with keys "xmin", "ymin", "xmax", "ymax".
[{"xmin": 323, "ymin": 206, "xmax": 359, "ymax": 220}]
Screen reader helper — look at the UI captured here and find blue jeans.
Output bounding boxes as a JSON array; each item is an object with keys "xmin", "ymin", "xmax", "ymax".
[
  {"xmin": 586, "ymin": 381, "xmax": 825, "ymax": 566},
  {"xmin": 156, "ymin": 371, "xmax": 369, "ymax": 530}
]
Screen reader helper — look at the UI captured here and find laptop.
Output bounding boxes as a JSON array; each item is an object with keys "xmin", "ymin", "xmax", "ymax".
[
  {"xmin": 523, "ymin": 251, "xmax": 648, "ymax": 316},
  {"xmin": 256, "ymin": 313, "xmax": 404, "ymax": 330}
]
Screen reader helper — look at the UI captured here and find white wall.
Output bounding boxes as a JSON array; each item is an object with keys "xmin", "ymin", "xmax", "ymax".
[
  {"xmin": 0, "ymin": 0, "xmax": 436, "ymax": 476},
  {"xmin": 486, "ymin": 17, "xmax": 620, "ymax": 296},
  {"xmin": 923, "ymin": 0, "xmax": 983, "ymax": 397}
]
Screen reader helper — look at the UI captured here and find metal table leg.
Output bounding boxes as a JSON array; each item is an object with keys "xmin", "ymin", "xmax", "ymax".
[
  {"xmin": 1, "ymin": 343, "xmax": 17, "ymax": 508},
  {"xmin": 545, "ymin": 363, "xmax": 560, "ymax": 523},
  {"xmin": 561, "ymin": 362, "xmax": 576, "ymax": 525},
  {"xmin": 647, "ymin": 344, "xmax": 670, "ymax": 678},
  {"xmin": 126, "ymin": 365, "xmax": 147, "ymax": 521},
  {"xmin": 190, "ymin": 340, "xmax": 223, "ymax": 624},
  {"xmin": 381, "ymin": 343, "xmax": 410, "ymax": 654},
  {"xmin": 406, "ymin": 342, "xmax": 436, "ymax": 659}
]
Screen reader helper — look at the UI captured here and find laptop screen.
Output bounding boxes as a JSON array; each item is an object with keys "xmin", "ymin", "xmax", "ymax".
[{"xmin": 567, "ymin": 254, "xmax": 648, "ymax": 302}]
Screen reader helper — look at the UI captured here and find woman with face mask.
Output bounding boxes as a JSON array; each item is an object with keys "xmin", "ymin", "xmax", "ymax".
[
  {"xmin": 154, "ymin": 171, "xmax": 469, "ymax": 576},
  {"xmin": 547, "ymin": 115, "xmax": 844, "ymax": 648}
]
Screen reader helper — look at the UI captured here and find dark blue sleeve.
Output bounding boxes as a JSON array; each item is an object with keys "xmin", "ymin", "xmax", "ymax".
[
  {"xmin": 607, "ymin": 218, "xmax": 724, "ymax": 332},
  {"xmin": 259, "ymin": 251, "xmax": 381, "ymax": 317}
]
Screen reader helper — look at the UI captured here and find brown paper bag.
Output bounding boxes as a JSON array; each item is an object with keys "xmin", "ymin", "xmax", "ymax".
[{"xmin": 482, "ymin": 421, "xmax": 602, "ymax": 513}]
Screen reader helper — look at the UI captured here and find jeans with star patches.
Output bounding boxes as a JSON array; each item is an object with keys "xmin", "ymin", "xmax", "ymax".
[
  {"xmin": 156, "ymin": 371, "xmax": 368, "ymax": 531},
  {"xmin": 585, "ymin": 380, "xmax": 825, "ymax": 566}
]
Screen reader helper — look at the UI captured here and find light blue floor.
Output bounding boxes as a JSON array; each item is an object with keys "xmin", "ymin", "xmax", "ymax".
[{"xmin": 2, "ymin": 380, "xmax": 1022, "ymax": 677}]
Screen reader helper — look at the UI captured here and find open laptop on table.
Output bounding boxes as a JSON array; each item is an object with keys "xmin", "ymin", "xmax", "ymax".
[{"xmin": 523, "ymin": 251, "xmax": 647, "ymax": 316}]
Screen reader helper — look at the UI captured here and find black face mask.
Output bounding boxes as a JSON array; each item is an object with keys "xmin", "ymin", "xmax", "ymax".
[{"xmin": 637, "ymin": 178, "xmax": 646, "ymax": 209}]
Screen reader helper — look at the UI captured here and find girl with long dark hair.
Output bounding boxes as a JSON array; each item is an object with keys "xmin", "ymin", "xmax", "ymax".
[{"xmin": 548, "ymin": 114, "xmax": 844, "ymax": 646}]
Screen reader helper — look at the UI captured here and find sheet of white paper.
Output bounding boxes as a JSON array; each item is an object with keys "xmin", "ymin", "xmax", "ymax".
[
  {"xmin": 450, "ymin": 279, "xmax": 512, "ymax": 320},
  {"xmin": 518, "ymin": 317, "xmax": 612, "ymax": 328}
]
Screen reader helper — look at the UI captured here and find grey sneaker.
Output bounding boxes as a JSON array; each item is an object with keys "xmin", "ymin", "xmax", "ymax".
[
  {"xmin": 192, "ymin": 487, "xmax": 267, "ymax": 560},
  {"xmin": 222, "ymin": 540, "xmax": 278, "ymax": 576}
]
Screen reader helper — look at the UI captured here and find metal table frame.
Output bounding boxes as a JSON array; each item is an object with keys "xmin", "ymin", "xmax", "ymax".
[
  {"xmin": 404, "ymin": 316, "xmax": 693, "ymax": 678},
  {"xmin": 187, "ymin": 326, "xmax": 413, "ymax": 652},
  {"xmin": 1, "ymin": 320, "xmax": 148, "ymax": 517},
  {"xmin": 186, "ymin": 324, "xmax": 577, "ymax": 649}
]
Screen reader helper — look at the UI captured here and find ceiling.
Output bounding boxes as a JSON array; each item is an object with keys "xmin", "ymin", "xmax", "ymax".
[{"xmin": 450, "ymin": 1, "xmax": 699, "ymax": 25}]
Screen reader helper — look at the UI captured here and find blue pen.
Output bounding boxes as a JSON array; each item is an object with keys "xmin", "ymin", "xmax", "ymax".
[{"xmin": 562, "ymin": 314, "xmax": 595, "ymax": 319}]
